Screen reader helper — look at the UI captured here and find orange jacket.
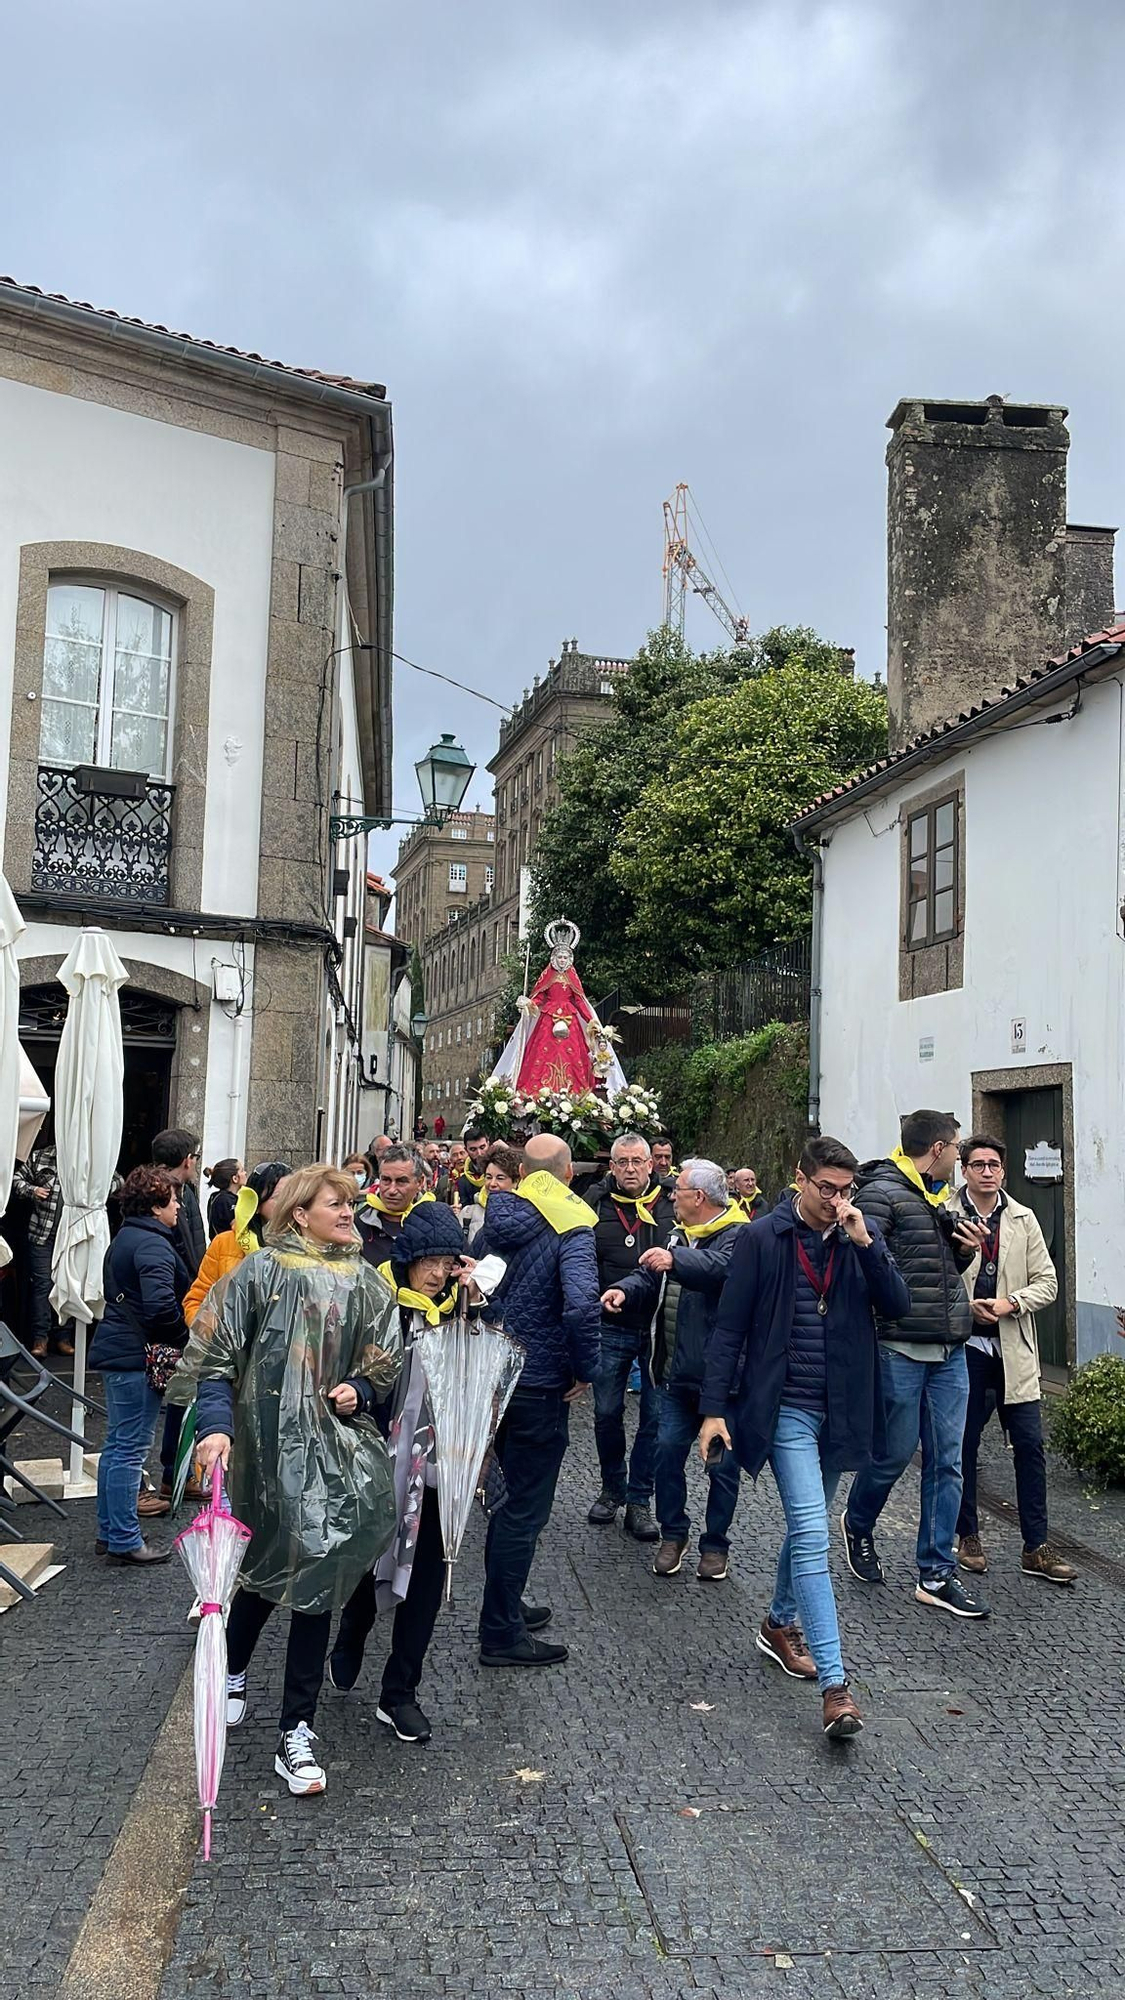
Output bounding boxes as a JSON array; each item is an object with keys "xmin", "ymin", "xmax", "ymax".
[{"xmin": 183, "ymin": 1228, "xmax": 248, "ymax": 1325}]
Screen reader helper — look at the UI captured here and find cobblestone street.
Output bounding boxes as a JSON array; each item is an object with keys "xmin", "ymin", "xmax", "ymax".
[{"xmin": 5, "ymin": 1402, "xmax": 1124, "ymax": 2000}]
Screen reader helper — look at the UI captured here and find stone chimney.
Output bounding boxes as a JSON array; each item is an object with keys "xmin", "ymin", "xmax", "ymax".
[
  {"xmin": 885, "ymin": 396, "xmax": 1070, "ymax": 751},
  {"xmin": 1064, "ymin": 524, "xmax": 1117, "ymax": 647}
]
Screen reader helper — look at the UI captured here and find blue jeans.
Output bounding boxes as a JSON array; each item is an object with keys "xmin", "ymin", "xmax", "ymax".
[
  {"xmin": 593, "ymin": 1322, "xmax": 658, "ymax": 1504},
  {"xmin": 846, "ymin": 1345, "xmax": 969, "ymax": 1583},
  {"xmin": 480, "ymin": 1386, "xmax": 570, "ymax": 1650},
  {"xmin": 768, "ymin": 1405, "xmax": 844, "ymax": 1688},
  {"xmin": 96, "ymin": 1369, "xmax": 164, "ymax": 1554},
  {"xmin": 655, "ymin": 1384, "xmax": 740, "ymax": 1552}
]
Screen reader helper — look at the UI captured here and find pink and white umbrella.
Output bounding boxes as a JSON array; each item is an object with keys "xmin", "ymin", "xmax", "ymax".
[{"xmin": 176, "ymin": 1466, "xmax": 251, "ymax": 1859}]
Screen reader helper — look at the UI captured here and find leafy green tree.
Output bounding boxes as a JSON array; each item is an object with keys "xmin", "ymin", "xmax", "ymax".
[
  {"xmin": 612, "ymin": 659, "xmax": 887, "ymax": 976},
  {"xmin": 530, "ymin": 625, "xmax": 868, "ymax": 995}
]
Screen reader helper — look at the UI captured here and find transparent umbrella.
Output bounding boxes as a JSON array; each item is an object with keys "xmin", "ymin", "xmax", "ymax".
[
  {"xmin": 175, "ymin": 1464, "xmax": 251, "ymax": 1859},
  {"xmin": 417, "ymin": 1313, "xmax": 524, "ymax": 1602},
  {"xmin": 0, "ymin": 875, "xmax": 27, "ymax": 1272}
]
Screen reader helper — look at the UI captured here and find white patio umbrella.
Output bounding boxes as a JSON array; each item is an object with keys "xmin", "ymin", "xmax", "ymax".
[
  {"xmin": 50, "ymin": 929, "xmax": 127, "ymax": 1488},
  {"xmin": 0, "ymin": 874, "xmax": 27, "ymax": 1269}
]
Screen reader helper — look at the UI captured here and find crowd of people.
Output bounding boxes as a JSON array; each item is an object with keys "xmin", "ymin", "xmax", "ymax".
[{"xmin": 17, "ymin": 1099, "xmax": 1071, "ymax": 1793}]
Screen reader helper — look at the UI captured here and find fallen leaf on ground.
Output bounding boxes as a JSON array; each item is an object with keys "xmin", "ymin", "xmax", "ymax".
[
  {"xmin": 678, "ymin": 1806, "xmax": 702, "ymax": 1818},
  {"xmin": 774, "ymin": 1953, "xmax": 795, "ymax": 1968},
  {"xmin": 509, "ymin": 1767, "xmax": 546, "ymax": 1782},
  {"xmin": 689, "ymin": 1701, "xmax": 715, "ymax": 1712}
]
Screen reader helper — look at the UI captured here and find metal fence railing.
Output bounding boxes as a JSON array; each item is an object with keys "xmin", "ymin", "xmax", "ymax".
[{"xmin": 693, "ymin": 937, "xmax": 811, "ymax": 1043}]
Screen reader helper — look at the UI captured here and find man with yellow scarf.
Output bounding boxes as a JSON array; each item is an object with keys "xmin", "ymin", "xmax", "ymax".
[
  {"xmin": 474, "ymin": 1132, "xmax": 602, "ymax": 1667},
  {"xmin": 841, "ymin": 1109, "xmax": 991, "ymax": 1620},
  {"xmin": 356, "ymin": 1144, "xmax": 436, "ymax": 1270},
  {"xmin": 603, "ymin": 1158, "xmax": 748, "ymax": 1582}
]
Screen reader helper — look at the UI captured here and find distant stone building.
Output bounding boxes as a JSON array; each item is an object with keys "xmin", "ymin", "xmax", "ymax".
[
  {"xmin": 392, "ymin": 808, "xmax": 495, "ymax": 954},
  {"xmin": 414, "ymin": 640, "xmax": 630, "ymax": 1117}
]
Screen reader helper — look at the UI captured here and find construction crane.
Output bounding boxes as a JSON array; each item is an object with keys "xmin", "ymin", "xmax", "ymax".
[{"xmin": 662, "ymin": 482, "xmax": 750, "ymax": 644}]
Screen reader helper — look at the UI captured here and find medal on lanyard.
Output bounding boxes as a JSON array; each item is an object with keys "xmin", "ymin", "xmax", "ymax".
[
  {"xmin": 795, "ymin": 1236, "xmax": 837, "ymax": 1316},
  {"xmin": 613, "ymin": 1202, "xmax": 638, "ymax": 1249}
]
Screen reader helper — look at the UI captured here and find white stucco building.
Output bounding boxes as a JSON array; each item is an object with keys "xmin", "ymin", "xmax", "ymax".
[
  {"xmin": 795, "ymin": 396, "xmax": 1125, "ymax": 1375},
  {"xmin": 0, "ymin": 276, "xmax": 394, "ymax": 1171}
]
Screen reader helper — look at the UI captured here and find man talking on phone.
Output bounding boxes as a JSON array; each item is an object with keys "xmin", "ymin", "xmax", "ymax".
[{"xmin": 698, "ymin": 1137, "xmax": 909, "ymax": 1739}]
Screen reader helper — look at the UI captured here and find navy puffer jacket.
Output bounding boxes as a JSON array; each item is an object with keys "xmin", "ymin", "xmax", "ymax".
[
  {"xmin": 856, "ymin": 1158, "xmax": 974, "ymax": 1347},
  {"xmin": 477, "ymin": 1191, "xmax": 602, "ymax": 1389},
  {"xmin": 89, "ymin": 1215, "xmax": 192, "ymax": 1373}
]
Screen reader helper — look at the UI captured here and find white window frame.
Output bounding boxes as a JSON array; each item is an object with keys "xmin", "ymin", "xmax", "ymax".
[
  {"xmin": 450, "ymin": 825, "xmax": 468, "ymax": 840},
  {"xmin": 448, "ymin": 862, "xmax": 467, "ymax": 892},
  {"xmin": 42, "ymin": 578, "xmax": 178, "ymax": 778},
  {"xmin": 485, "ymin": 866, "xmax": 494, "ymax": 893}
]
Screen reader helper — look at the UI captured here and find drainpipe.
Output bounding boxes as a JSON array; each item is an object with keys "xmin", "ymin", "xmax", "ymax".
[
  {"xmin": 227, "ymin": 1006, "xmax": 247, "ymax": 1156},
  {"xmin": 792, "ymin": 825, "xmax": 827, "ymax": 1133}
]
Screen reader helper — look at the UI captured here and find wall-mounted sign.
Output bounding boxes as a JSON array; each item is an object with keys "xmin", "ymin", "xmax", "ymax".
[
  {"xmin": 918, "ymin": 1035, "xmax": 934, "ymax": 1063},
  {"xmin": 1025, "ymin": 1141, "xmax": 1063, "ymax": 1183},
  {"xmin": 1011, "ymin": 1018, "xmax": 1027, "ymax": 1054}
]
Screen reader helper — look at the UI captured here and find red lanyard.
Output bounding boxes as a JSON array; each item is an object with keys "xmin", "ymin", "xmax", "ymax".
[
  {"xmin": 612, "ymin": 1202, "xmax": 646, "ymax": 1238},
  {"xmin": 795, "ymin": 1235, "xmax": 836, "ymax": 1312}
]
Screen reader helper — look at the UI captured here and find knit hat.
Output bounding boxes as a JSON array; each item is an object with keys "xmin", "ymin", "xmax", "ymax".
[{"xmin": 389, "ymin": 1200, "xmax": 466, "ymax": 1277}]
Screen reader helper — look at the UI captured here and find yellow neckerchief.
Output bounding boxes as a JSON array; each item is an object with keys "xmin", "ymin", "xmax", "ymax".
[
  {"xmin": 680, "ymin": 1199, "xmax": 747, "ymax": 1242},
  {"xmin": 376, "ymin": 1260, "xmax": 458, "ymax": 1325},
  {"xmin": 462, "ymin": 1164, "xmax": 486, "ymax": 1191},
  {"xmin": 735, "ymin": 1194, "xmax": 761, "ymax": 1220},
  {"xmin": 890, "ymin": 1145, "xmax": 950, "ymax": 1210},
  {"xmin": 516, "ymin": 1170, "xmax": 597, "ymax": 1234},
  {"xmin": 365, "ymin": 1188, "xmax": 437, "ymax": 1220},
  {"xmin": 232, "ymin": 1183, "xmax": 261, "ymax": 1253},
  {"xmin": 606, "ymin": 1183, "xmax": 660, "ymax": 1229}
]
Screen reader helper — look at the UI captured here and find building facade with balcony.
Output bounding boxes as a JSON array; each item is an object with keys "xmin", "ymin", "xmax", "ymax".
[{"xmin": 0, "ymin": 277, "xmax": 393, "ymax": 1170}]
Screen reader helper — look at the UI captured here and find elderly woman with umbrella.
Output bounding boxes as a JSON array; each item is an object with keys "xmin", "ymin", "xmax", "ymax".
[{"xmin": 177, "ymin": 1165, "xmax": 403, "ymax": 1797}]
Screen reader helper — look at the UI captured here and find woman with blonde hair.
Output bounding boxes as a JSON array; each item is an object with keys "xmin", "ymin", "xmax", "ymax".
[{"xmin": 178, "ymin": 1165, "xmax": 403, "ymax": 1797}]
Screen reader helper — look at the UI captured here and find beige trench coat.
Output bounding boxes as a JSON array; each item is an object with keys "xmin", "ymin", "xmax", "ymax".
[{"xmin": 947, "ymin": 1192, "xmax": 1058, "ymax": 1404}]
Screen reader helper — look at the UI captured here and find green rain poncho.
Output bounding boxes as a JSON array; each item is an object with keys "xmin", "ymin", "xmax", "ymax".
[{"xmin": 169, "ymin": 1231, "xmax": 403, "ymax": 1613}]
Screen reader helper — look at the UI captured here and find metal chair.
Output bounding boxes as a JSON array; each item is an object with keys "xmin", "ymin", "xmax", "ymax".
[{"xmin": 0, "ymin": 1321, "xmax": 103, "ymax": 1515}]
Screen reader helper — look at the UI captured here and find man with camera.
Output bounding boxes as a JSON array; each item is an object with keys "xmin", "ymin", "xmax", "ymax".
[{"xmin": 840, "ymin": 1109, "xmax": 991, "ymax": 1619}]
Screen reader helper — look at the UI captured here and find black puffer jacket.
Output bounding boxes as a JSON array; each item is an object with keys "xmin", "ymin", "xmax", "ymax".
[{"xmin": 855, "ymin": 1158, "xmax": 973, "ymax": 1347}]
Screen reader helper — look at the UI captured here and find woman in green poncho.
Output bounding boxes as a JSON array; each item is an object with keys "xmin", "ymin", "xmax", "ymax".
[{"xmin": 184, "ymin": 1164, "xmax": 403, "ymax": 1797}]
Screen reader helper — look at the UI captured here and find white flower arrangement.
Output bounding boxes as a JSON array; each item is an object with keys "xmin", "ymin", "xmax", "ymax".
[{"xmin": 610, "ymin": 1084, "xmax": 664, "ymax": 1139}]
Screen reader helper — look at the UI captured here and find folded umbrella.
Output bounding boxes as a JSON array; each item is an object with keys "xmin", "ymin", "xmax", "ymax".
[
  {"xmin": 417, "ymin": 1312, "xmax": 524, "ymax": 1602},
  {"xmin": 175, "ymin": 1464, "xmax": 251, "ymax": 1858}
]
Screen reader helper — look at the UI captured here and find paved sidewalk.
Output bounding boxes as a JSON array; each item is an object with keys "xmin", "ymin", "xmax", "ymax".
[{"xmin": 4, "ymin": 1409, "xmax": 1124, "ymax": 1998}]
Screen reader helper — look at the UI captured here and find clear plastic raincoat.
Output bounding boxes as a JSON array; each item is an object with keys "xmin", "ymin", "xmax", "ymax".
[{"xmin": 168, "ymin": 1231, "xmax": 403, "ymax": 1613}]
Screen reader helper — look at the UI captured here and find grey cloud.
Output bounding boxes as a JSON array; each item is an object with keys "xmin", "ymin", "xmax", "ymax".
[{"xmin": 3, "ymin": 0, "xmax": 1124, "ymax": 886}]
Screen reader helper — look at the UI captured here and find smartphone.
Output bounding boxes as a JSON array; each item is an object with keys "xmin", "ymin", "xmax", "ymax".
[{"xmin": 705, "ymin": 1436, "xmax": 727, "ymax": 1468}]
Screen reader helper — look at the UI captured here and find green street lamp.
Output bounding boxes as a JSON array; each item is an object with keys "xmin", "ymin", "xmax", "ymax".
[
  {"xmin": 330, "ymin": 733, "xmax": 476, "ymax": 841},
  {"xmin": 410, "ymin": 1009, "xmax": 428, "ymax": 1043},
  {"xmin": 415, "ymin": 735, "xmax": 474, "ymax": 819}
]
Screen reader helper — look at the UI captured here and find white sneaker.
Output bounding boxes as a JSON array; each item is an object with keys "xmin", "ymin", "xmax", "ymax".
[
  {"xmin": 226, "ymin": 1671, "xmax": 248, "ymax": 1728},
  {"xmin": 274, "ymin": 1721, "xmax": 327, "ymax": 1795}
]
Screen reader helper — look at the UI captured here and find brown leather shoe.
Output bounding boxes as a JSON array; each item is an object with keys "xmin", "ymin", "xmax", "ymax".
[
  {"xmin": 137, "ymin": 1490, "xmax": 171, "ymax": 1518},
  {"xmin": 696, "ymin": 1548, "xmax": 729, "ymax": 1582},
  {"xmin": 957, "ymin": 1533, "xmax": 988, "ymax": 1574},
  {"xmin": 755, "ymin": 1616, "xmax": 817, "ymax": 1679},
  {"xmin": 1021, "ymin": 1542, "xmax": 1078, "ymax": 1585},
  {"xmin": 822, "ymin": 1685, "xmax": 863, "ymax": 1738},
  {"xmin": 652, "ymin": 1537, "xmax": 687, "ymax": 1577},
  {"xmin": 106, "ymin": 1541, "xmax": 172, "ymax": 1566}
]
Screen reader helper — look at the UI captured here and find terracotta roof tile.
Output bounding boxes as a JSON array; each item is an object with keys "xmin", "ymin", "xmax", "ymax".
[
  {"xmin": 793, "ymin": 621, "xmax": 1125, "ymax": 824},
  {"xmin": 0, "ymin": 275, "xmax": 386, "ymax": 399}
]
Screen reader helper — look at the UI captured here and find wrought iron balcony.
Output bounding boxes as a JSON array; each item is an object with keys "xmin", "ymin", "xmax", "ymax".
[{"xmin": 32, "ymin": 764, "xmax": 175, "ymax": 905}]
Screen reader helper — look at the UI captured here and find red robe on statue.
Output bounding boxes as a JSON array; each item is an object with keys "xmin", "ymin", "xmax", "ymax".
[{"xmin": 516, "ymin": 963, "xmax": 599, "ymax": 1098}]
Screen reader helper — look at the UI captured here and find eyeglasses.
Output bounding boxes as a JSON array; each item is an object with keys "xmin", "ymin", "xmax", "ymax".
[
  {"xmin": 810, "ymin": 1179, "xmax": 857, "ymax": 1201},
  {"xmin": 967, "ymin": 1160, "xmax": 1002, "ymax": 1173}
]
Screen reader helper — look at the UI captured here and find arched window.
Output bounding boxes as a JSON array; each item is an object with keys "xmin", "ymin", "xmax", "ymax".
[{"xmin": 41, "ymin": 580, "xmax": 176, "ymax": 776}]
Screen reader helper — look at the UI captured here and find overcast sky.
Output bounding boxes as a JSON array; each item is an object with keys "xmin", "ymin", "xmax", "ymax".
[{"xmin": 5, "ymin": 0, "xmax": 1124, "ymax": 882}]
